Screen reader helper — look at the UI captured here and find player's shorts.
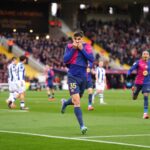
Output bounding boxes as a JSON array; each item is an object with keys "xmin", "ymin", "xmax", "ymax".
[
  {"xmin": 95, "ymin": 82, "xmax": 105, "ymax": 91},
  {"xmin": 47, "ymin": 81, "xmax": 54, "ymax": 89},
  {"xmin": 86, "ymin": 81, "xmax": 93, "ymax": 89},
  {"xmin": 8, "ymin": 81, "xmax": 19, "ymax": 92},
  {"xmin": 142, "ymin": 84, "xmax": 150, "ymax": 93},
  {"xmin": 17, "ymin": 80, "xmax": 26, "ymax": 93},
  {"xmin": 68, "ymin": 74, "xmax": 87, "ymax": 97}
]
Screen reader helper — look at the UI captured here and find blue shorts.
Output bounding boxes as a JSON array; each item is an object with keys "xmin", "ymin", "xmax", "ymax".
[
  {"xmin": 142, "ymin": 84, "xmax": 150, "ymax": 93},
  {"xmin": 86, "ymin": 81, "xmax": 93, "ymax": 89},
  {"xmin": 68, "ymin": 74, "xmax": 87, "ymax": 97},
  {"xmin": 47, "ymin": 82, "xmax": 54, "ymax": 89}
]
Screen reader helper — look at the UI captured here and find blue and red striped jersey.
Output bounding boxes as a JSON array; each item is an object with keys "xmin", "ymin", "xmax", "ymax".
[
  {"xmin": 127, "ymin": 59, "xmax": 150, "ymax": 85},
  {"xmin": 63, "ymin": 43, "xmax": 94, "ymax": 77}
]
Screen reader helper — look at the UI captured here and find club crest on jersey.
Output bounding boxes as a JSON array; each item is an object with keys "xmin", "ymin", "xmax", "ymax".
[{"xmin": 143, "ymin": 70, "xmax": 148, "ymax": 76}]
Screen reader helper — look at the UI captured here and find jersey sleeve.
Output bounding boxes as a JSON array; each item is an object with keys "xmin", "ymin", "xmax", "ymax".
[
  {"xmin": 63, "ymin": 44, "xmax": 76, "ymax": 63},
  {"xmin": 81, "ymin": 44, "xmax": 94, "ymax": 63},
  {"xmin": 127, "ymin": 60, "xmax": 139, "ymax": 75}
]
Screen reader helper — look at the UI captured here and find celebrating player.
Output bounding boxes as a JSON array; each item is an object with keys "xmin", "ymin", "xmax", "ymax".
[
  {"xmin": 92, "ymin": 60, "xmax": 107, "ymax": 104},
  {"xmin": 127, "ymin": 51, "xmax": 150, "ymax": 100},
  {"xmin": 127, "ymin": 50, "xmax": 150, "ymax": 119},
  {"xmin": 61, "ymin": 31, "xmax": 94, "ymax": 134}
]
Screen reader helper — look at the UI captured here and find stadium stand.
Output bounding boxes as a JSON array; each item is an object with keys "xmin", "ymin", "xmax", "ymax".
[
  {"xmin": 9, "ymin": 33, "xmax": 69, "ymax": 70},
  {"xmin": 80, "ymin": 19, "xmax": 150, "ymax": 66},
  {"xmin": 0, "ymin": 53, "xmax": 7, "ymax": 83},
  {"xmin": 0, "ymin": 45, "xmax": 39, "ymax": 78}
]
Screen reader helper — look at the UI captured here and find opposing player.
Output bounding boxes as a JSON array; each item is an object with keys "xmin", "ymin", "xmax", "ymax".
[
  {"xmin": 17, "ymin": 55, "xmax": 28, "ymax": 110},
  {"xmin": 127, "ymin": 50, "xmax": 150, "ymax": 119},
  {"xmin": 92, "ymin": 60, "xmax": 107, "ymax": 104},
  {"xmin": 61, "ymin": 31, "xmax": 94, "ymax": 134},
  {"xmin": 6, "ymin": 57, "xmax": 18, "ymax": 108},
  {"xmin": 45, "ymin": 65, "xmax": 55, "ymax": 100},
  {"xmin": 86, "ymin": 62, "xmax": 94, "ymax": 111}
]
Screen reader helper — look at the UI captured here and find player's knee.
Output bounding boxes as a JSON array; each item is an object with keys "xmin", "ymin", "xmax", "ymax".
[
  {"xmin": 14, "ymin": 92, "xmax": 19, "ymax": 99},
  {"xmin": 143, "ymin": 93, "xmax": 148, "ymax": 97},
  {"xmin": 72, "ymin": 99, "xmax": 80, "ymax": 107},
  {"xmin": 88, "ymin": 88, "xmax": 93, "ymax": 94},
  {"xmin": 97, "ymin": 90, "xmax": 102, "ymax": 94},
  {"xmin": 20, "ymin": 93, "xmax": 25, "ymax": 100}
]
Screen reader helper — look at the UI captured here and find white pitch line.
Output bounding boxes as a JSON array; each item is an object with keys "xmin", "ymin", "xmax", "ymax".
[
  {"xmin": 0, "ymin": 109, "xmax": 28, "ymax": 112},
  {"xmin": 0, "ymin": 130, "xmax": 150, "ymax": 149},
  {"xmin": 76, "ymin": 134, "xmax": 150, "ymax": 139}
]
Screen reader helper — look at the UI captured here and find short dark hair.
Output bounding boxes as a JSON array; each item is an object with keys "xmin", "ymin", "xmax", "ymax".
[
  {"xmin": 11, "ymin": 57, "xmax": 17, "ymax": 61},
  {"xmin": 20, "ymin": 55, "xmax": 27, "ymax": 62},
  {"xmin": 73, "ymin": 30, "xmax": 84, "ymax": 38}
]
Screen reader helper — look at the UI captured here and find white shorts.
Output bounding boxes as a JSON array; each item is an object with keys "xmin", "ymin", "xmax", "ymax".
[
  {"xmin": 9, "ymin": 81, "xmax": 19, "ymax": 92},
  {"xmin": 17, "ymin": 80, "xmax": 26, "ymax": 93},
  {"xmin": 95, "ymin": 82, "xmax": 105, "ymax": 91}
]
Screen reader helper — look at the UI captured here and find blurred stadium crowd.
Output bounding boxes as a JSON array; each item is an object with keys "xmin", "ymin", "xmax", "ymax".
[{"xmin": 81, "ymin": 19, "xmax": 150, "ymax": 65}]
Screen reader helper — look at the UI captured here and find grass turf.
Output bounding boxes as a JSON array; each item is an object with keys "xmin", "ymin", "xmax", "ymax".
[{"xmin": 0, "ymin": 90, "xmax": 150, "ymax": 150}]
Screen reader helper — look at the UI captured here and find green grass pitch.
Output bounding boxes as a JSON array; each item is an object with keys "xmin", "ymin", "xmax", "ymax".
[{"xmin": 0, "ymin": 90, "xmax": 150, "ymax": 150}]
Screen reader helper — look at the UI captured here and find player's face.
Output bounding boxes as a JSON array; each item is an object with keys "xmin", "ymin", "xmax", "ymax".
[
  {"xmin": 142, "ymin": 51, "xmax": 149, "ymax": 61},
  {"xmin": 73, "ymin": 36, "xmax": 83, "ymax": 44},
  {"xmin": 13, "ymin": 59, "xmax": 17, "ymax": 64},
  {"xmin": 99, "ymin": 61, "xmax": 103, "ymax": 67},
  {"xmin": 23, "ymin": 59, "xmax": 27, "ymax": 64}
]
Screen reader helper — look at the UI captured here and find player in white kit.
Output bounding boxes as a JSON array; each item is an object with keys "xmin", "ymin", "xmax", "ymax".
[
  {"xmin": 17, "ymin": 55, "xmax": 28, "ymax": 110},
  {"xmin": 6, "ymin": 57, "xmax": 19, "ymax": 108},
  {"xmin": 92, "ymin": 60, "xmax": 107, "ymax": 104}
]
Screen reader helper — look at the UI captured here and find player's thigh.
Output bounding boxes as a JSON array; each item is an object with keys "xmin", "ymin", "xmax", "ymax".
[
  {"xmin": 96, "ymin": 83, "xmax": 104, "ymax": 92},
  {"xmin": 88, "ymin": 87, "xmax": 93, "ymax": 94},
  {"xmin": 142, "ymin": 84, "xmax": 150, "ymax": 94},
  {"xmin": 79, "ymin": 78, "xmax": 87, "ymax": 98},
  {"xmin": 9, "ymin": 82, "xmax": 18, "ymax": 92},
  {"xmin": 18, "ymin": 81, "xmax": 26, "ymax": 94},
  {"xmin": 68, "ymin": 76, "xmax": 80, "ymax": 96}
]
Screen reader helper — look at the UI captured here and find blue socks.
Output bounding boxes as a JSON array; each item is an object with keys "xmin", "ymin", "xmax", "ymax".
[
  {"xmin": 88, "ymin": 94, "xmax": 92, "ymax": 106},
  {"xmin": 74, "ymin": 107, "xmax": 84, "ymax": 128},
  {"xmin": 144, "ymin": 96, "xmax": 148, "ymax": 113},
  {"xmin": 65, "ymin": 98, "xmax": 73, "ymax": 106},
  {"xmin": 62, "ymin": 98, "xmax": 73, "ymax": 110},
  {"xmin": 63, "ymin": 98, "xmax": 84, "ymax": 128}
]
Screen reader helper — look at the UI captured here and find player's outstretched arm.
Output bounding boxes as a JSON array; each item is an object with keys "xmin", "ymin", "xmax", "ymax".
[{"xmin": 127, "ymin": 60, "xmax": 139, "ymax": 76}]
